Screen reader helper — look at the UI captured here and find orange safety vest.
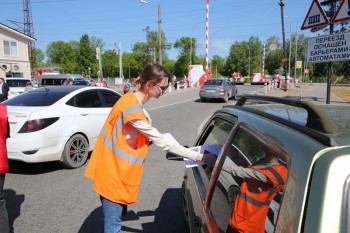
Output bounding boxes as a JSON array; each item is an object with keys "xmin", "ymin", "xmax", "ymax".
[
  {"xmin": 0, "ymin": 103, "xmax": 9, "ymax": 174},
  {"xmin": 85, "ymin": 92, "xmax": 150, "ymax": 204},
  {"xmin": 229, "ymin": 164, "xmax": 288, "ymax": 233}
]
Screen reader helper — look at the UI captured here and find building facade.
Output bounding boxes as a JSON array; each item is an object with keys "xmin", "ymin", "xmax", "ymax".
[{"xmin": 0, "ymin": 23, "xmax": 36, "ymax": 79}]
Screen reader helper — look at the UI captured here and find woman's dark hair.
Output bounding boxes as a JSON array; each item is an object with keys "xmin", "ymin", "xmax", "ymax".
[{"xmin": 137, "ymin": 63, "xmax": 171, "ymax": 87}]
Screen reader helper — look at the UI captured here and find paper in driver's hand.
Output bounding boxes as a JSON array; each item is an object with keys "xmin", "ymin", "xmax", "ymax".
[{"xmin": 184, "ymin": 144, "xmax": 222, "ymax": 168}]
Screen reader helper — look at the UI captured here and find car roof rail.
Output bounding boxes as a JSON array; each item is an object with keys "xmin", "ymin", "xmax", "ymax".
[{"xmin": 235, "ymin": 95, "xmax": 337, "ymax": 134}]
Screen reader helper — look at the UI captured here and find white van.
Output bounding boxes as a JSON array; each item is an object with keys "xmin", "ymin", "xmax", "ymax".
[{"xmin": 5, "ymin": 78, "xmax": 33, "ymax": 99}]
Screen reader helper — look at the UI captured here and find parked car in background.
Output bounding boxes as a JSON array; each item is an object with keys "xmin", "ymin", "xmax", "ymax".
[
  {"xmin": 5, "ymin": 77, "xmax": 33, "ymax": 99},
  {"xmin": 199, "ymin": 78, "xmax": 237, "ymax": 102},
  {"xmin": 167, "ymin": 95, "xmax": 350, "ymax": 233},
  {"xmin": 37, "ymin": 74, "xmax": 85, "ymax": 87},
  {"xmin": 4, "ymin": 86, "xmax": 121, "ymax": 168},
  {"xmin": 62, "ymin": 79, "xmax": 90, "ymax": 86}
]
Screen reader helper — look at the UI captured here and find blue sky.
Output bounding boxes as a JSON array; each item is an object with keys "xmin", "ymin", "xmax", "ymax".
[{"xmin": 1, "ymin": 0, "xmax": 313, "ymax": 60}]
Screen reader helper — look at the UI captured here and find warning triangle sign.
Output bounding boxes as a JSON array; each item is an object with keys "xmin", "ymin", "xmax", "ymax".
[
  {"xmin": 301, "ymin": 0, "xmax": 329, "ymax": 30},
  {"xmin": 331, "ymin": 0, "xmax": 350, "ymax": 23}
]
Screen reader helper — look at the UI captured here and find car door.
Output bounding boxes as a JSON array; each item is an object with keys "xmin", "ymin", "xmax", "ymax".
[
  {"xmin": 68, "ymin": 90, "xmax": 110, "ymax": 149},
  {"xmin": 205, "ymin": 124, "xmax": 290, "ymax": 233},
  {"xmin": 186, "ymin": 114, "xmax": 236, "ymax": 233}
]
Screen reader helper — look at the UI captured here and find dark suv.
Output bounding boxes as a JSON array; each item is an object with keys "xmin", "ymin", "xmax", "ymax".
[{"xmin": 167, "ymin": 95, "xmax": 350, "ymax": 233}]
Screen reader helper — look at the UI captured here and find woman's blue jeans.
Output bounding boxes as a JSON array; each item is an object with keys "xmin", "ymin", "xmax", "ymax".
[
  {"xmin": 0, "ymin": 173, "xmax": 9, "ymax": 233},
  {"xmin": 100, "ymin": 196, "xmax": 126, "ymax": 233}
]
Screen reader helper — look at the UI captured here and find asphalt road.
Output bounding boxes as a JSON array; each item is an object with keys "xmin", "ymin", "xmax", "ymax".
[
  {"xmin": 4, "ymin": 83, "xmax": 345, "ymax": 233},
  {"xmin": 5, "ymin": 85, "xmax": 253, "ymax": 233}
]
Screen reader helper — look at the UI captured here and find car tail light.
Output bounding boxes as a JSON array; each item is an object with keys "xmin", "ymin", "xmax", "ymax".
[
  {"xmin": 220, "ymin": 87, "xmax": 225, "ymax": 92},
  {"xmin": 18, "ymin": 117, "xmax": 59, "ymax": 133},
  {"xmin": 200, "ymin": 87, "xmax": 204, "ymax": 92}
]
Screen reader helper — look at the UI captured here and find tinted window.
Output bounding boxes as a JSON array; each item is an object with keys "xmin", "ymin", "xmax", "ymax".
[
  {"xmin": 6, "ymin": 79, "xmax": 29, "ymax": 87},
  {"xmin": 68, "ymin": 91, "xmax": 102, "ymax": 108},
  {"xmin": 42, "ymin": 78, "xmax": 66, "ymax": 86},
  {"xmin": 100, "ymin": 90, "xmax": 120, "ymax": 107},
  {"xmin": 195, "ymin": 117, "xmax": 234, "ymax": 195},
  {"xmin": 210, "ymin": 127, "xmax": 289, "ymax": 233},
  {"xmin": 205, "ymin": 80, "xmax": 223, "ymax": 86},
  {"xmin": 4, "ymin": 89, "xmax": 69, "ymax": 106}
]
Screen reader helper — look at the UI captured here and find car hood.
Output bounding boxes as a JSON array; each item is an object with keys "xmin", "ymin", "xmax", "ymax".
[{"xmin": 7, "ymin": 106, "xmax": 47, "ymax": 137}]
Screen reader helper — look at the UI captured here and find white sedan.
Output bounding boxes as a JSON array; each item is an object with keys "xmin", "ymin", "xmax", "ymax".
[{"xmin": 4, "ymin": 86, "xmax": 121, "ymax": 168}]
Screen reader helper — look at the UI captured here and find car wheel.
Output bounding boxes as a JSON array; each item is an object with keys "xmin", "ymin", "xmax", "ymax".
[
  {"xmin": 181, "ymin": 180, "xmax": 190, "ymax": 225},
  {"xmin": 62, "ymin": 134, "xmax": 89, "ymax": 169},
  {"xmin": 224, "ymin": 93, "xmax": 229, "ymax": 103},
  {"xmin": 200, "ymin": 97, "xmax": 206, "ymax": 102},
  {"xmin": 227, "ymin": 185, "xmax": 241, "ymax": 207}
]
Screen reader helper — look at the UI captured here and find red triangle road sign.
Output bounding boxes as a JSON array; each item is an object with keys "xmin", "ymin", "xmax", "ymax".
[
  {"xmin": 331, "ymin": 0, "xmax": 350, "ymax": 23},
  {"xmin": 301, "ymin": 0, "xmax": 329, "ymax": 30}
]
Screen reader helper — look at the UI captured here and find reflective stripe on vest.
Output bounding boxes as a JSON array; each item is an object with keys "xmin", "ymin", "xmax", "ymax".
[
  {"xmin": 102, "ymin": 104, "xmax": 145, "ymax": 165},
  {"xmin": 239, "ymin": 165, "xmax": 285, "ymax": 207}
]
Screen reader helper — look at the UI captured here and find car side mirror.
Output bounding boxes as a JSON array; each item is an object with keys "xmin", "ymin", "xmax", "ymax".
[
  {"xmin": 166, "ymin": 145, "xmax": 189, "ymax": 161},
  {"xmin": 166, "ymin": 152, "xmax": 183, "ymax": 161}
]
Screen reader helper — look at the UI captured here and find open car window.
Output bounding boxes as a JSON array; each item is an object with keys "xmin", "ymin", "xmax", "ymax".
[{"xmin": 209, "ymin": 126, "xmax": 290, "ymax": 233}]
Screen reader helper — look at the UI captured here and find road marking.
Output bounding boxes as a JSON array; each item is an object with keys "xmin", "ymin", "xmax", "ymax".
[{"xmin": 148, "ymin": 97, "xmax": 198, "ymax": 111}]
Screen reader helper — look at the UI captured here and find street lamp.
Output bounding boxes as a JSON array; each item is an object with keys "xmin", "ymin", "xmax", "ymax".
[{"xmin": 140, "ymin": 0, "xmax": 162, "ymax": 65}]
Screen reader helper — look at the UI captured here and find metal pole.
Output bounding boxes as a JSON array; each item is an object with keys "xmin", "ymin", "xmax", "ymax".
[
  {"xmin": 294, "ymin": 31, "xmax": 298, "ymax": 82},
  {"xmin": 190, "ymin": 38, "xmax": 192, "ymax": 66},
  {"xmin": 158, "ymin": 4, "xmax": 162, "ymax": 65},
  {"xmin": 288, "ymin": 16, "xmax": 291, "ymax": 78},
  {"xmin": 279, "ymin": 0, "xmax": 287, "ymax": 90},
  {"xmin": 327, "ymin": 1, "xmax": 335, "ymax": 104}
]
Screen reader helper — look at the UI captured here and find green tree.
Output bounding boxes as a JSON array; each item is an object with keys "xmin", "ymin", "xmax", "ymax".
[
  {"xmin": 265, "ymin": 36, "xmax": 283, "ymax": 75},
  {"xmin": 173, "ymin": 37, "xmax": 194, "ymax": 77},
  {"xmin": 101, "ymin": 50, "xmax": 118, "ymax": 77},
  {"xmin": 45, "ymin": 40, "xmax": 79, "ymax": 73},
  {"xmin": 77, "ymin": 34, "xmax": 95, "ymax": 76},
  {"xmin": 211, "ymin": 55, "xmax": 225, "ymax": 77}
]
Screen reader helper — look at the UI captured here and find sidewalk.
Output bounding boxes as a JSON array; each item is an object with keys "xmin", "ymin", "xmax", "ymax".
[{"xmin": 259, "ymin": 83, "xmax": 347, "ymax": 104}]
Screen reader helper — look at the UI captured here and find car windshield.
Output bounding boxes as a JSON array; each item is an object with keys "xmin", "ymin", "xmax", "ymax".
[
  {"xmin": 4, "ymin": 89, "xmax": 70, "ymax": 106},
  {"xmin": 6, "ymin": 79, "xmax": 29, "ymax": 87},
  {"xmin": 205, "ymin": 80, "xmax": 223, "ymax": 85},
  {"xmin": 41, "ymin": 78, "xmax": 66, "ymax": 86}
]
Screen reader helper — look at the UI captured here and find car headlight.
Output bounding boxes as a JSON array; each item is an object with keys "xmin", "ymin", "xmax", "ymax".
[{"xmin": 18, "ymin": 117, "xmax": 59, "ymax": 133}]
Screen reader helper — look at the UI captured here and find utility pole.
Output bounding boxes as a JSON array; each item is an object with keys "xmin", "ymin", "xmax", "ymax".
[
  {"xmin": 279, "ymin": 0, "xmax": 288, "ymax": 90},
  {"xmin": 96, "ymin": 47, "xmax": 103, "ymax": 83},
  {"xmin": 23, "ymin": 0, "xmax": 35, "ymax": 68},
  {"xmin": 115, "ymin": 41, "xmax": 123, "ymax": 79},
  {"xmin": 143, "ymin": 26, "xmax": 150, "ymax": 63},
  {"xmin": 158, "ymin": 4, "xmax": 162, "ymax": 65},
  {"xmin": 320, "ymin": 0, "xmax": 340, "ymax": 104}
]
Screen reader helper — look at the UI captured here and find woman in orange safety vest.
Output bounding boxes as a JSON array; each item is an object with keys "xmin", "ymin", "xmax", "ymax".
[
  {"xmin": 85, "ymin": 63, "xmax": 213, "ymax": 233},
  {"xmin": 0, "ymin": 103, "xmax": 10, "ymax": 233}
]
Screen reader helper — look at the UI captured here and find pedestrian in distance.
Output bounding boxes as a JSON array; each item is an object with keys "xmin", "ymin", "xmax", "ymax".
[
  {"xmin": 101, "ymin": 78, "xmax": 107, "ymax": 88},
  {"xmin": 85, "ymin": 63, "xmax": 214, "ymax": 233},
  {"xmin": 66, "ymin": 79, "xmax": 73, "ymax": 86},
  {"xmin": 0, "ymin": 103, "xmax": 10, "ymax": 233},
  {"xmin": 0, "ymin": 78, "xmax": 9, "ymax": 102},
  {"xmin": 24, "ymin": 81, "xmax": 33, "ymax": 91},
  {"xmin": 121, "ymin": 80, "xmax": 130, "ymax": 94}
]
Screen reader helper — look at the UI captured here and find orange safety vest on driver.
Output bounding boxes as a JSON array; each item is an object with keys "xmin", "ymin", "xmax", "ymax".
[
  {"xmin": 229, "ymin": 164, "xmax": 288, "ymax": 233},
  {"xmin": 85, "ymin": 92, "xmax": 150, "ymax": 204}
]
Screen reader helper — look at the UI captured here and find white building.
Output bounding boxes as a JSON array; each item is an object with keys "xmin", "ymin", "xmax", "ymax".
[{"xmin": 0, "ymin": 23, "xmax": 36, "ymax": 78}]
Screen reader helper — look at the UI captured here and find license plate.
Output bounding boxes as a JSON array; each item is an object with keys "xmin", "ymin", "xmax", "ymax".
[{"xmin": 206, "ymin": 90, "xmax": 215, "ymax": 93}]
